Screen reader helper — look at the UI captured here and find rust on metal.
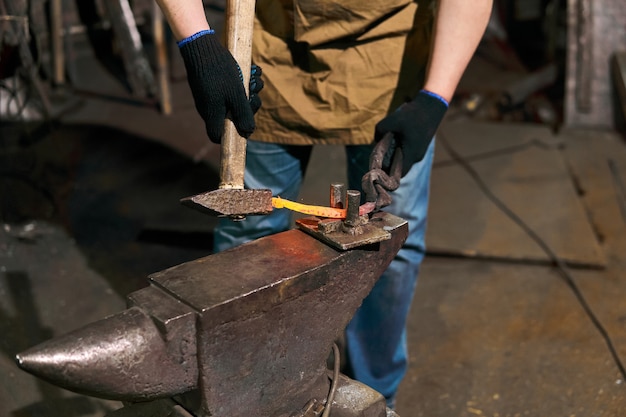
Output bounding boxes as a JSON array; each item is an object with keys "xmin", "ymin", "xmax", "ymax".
[
  {"xmin": 181, "ymin": 188, "xmax": 273, "ymax": 217},
  {"xmin": 293, "ymin": 187, "xmax": 392, "ymax": 250},
  {"xmin": 297, "ymin": 211, "xmax": 395, "ymax": 251}
]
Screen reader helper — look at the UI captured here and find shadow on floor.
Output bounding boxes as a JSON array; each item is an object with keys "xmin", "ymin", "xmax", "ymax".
[{"xmin": 1, "ymin": 121, "xmax": 219, "ymax": 297}]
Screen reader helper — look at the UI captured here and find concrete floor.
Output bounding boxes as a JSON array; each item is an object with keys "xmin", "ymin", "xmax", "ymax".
[{"xmin": 2, "ymin": 19, "xmax": 626, "ymax": 417}]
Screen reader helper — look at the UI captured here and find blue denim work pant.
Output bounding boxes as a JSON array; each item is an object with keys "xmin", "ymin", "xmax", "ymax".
[{"xmin": 214, "ymin": 139, "xmax": 435, "ymax": 406}]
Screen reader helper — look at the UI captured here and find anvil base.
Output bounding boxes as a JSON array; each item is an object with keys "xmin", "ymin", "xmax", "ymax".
[{"xmin": 105, "ymin": 372, "xmax": 399, "ymax": 417}]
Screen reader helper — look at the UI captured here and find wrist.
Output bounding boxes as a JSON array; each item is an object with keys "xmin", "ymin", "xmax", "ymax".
[
  {"xmin": 177, "ymin": 29, "xmax": 216, "ymax": 48},
  {"xmin": 421, "ymin": 77, "xmax": 455, "ymax": 103},
  {"xmin": 419, "ymin": 89, "xmax": 449, "ymax": 108}
]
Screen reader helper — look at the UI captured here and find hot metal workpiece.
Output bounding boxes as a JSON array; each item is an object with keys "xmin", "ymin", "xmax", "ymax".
[
  {"xmin": 296, "ymin": 184, "xmax": 391, "ymax": 250},
  {"xmin": 16, "ymin": 211, "xmax": 407, "ymax": 417}
]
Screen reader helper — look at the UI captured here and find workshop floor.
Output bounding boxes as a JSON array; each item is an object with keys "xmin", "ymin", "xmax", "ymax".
[{"xmin": 2, "ymin": 31, "xmax": 626, "ymax": 417}]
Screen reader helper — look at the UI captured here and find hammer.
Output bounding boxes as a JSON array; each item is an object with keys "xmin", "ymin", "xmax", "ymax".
[{"xmin": 182, "ymin": 0, "xmax": 273, "ymax": 218}]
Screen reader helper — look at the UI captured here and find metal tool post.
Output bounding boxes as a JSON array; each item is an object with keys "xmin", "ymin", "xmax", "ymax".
[{"xmin": 296, "ymin": 183, "xmax": 396, "ymax": 250}]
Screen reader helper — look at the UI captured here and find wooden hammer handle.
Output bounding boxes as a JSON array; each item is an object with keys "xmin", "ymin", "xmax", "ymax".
[{"xmin": 219, "ymin": 0, "xmax": 256, "ymax": 189}]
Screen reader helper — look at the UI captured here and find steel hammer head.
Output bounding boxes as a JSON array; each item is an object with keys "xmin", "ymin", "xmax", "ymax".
[{"xmin": 181, "ymin": 188, "xmax": 273, "ymax": 217}]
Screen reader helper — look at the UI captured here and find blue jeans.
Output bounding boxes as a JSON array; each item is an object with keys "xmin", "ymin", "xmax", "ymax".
[{"xmin": 214, "ymin": 139, "xmax": 435, "ymax": 407}]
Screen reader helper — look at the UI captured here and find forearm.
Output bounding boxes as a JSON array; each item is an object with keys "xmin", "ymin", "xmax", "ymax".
[
  {"xmin": 155, "ymin": 0, "xmax": 211, "ymax": 40},
  {"xmin": 423, "ymin": 0, "xmax": 493, "ymax": 102}
]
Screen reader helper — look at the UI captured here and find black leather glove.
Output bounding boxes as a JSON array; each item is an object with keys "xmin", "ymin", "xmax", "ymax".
[
  {"xmin": 375, "ymin": 90, "xmax": 448, "ymax": 176},
  {"xmin": 179, "ymin": 32, "xmax": 258, "ymax": 143}
]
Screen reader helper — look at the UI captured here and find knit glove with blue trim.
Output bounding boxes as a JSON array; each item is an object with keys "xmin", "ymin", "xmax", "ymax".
[
  {"xmin": 362, "ymin": 90, "xmax": 448, "ymax": 209},
  {"xmin": 375, "ymin": 90, "xmax": 448, "ymax": 176},
  {"xmin": 179, "ymin": 31, "xmax": 259, "ymax": 143},
  {"xmin": 249, "ymin": 64, "xmax": 263, "ymax": 114}
]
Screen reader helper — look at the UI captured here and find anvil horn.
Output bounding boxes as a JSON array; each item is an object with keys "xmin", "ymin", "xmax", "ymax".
[{"xmin": 16, "ymin": 305, "xmax": 198, "ymax": 401}]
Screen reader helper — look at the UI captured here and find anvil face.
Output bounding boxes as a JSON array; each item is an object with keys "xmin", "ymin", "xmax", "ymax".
[{"xmin": 16, "ymin": 212, "xmax": 408, "ymax": 417}]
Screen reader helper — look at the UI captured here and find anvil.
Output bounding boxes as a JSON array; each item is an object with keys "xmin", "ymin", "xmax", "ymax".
[{"xmin": 16, "ymin": 211, "xmax": 407, "ymax": 417}]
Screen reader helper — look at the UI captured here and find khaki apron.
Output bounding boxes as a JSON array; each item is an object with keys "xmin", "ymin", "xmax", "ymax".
[{"xmin": 251, "ymin": 0, "xmax": 435, "ymax": 145}]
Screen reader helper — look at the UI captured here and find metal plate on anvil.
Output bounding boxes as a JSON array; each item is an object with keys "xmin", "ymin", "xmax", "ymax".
[{"xmin": 296, "ymin": 212, "xmax": 406, "ymax": 250}]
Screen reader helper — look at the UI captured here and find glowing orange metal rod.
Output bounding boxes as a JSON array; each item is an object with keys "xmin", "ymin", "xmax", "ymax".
[
  {"xmin": 271, "ymin": 197, "xmax": 376, "ymax": 219},
  {"xmin": 272, "ymin": 197, "xmax": 346, "ymax": 218}
]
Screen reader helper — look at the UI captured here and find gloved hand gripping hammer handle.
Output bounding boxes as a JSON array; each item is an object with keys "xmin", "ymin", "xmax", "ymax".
[{"xmin": 220, "ymin": 0, "xmax": 256, "ymax": 189}]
